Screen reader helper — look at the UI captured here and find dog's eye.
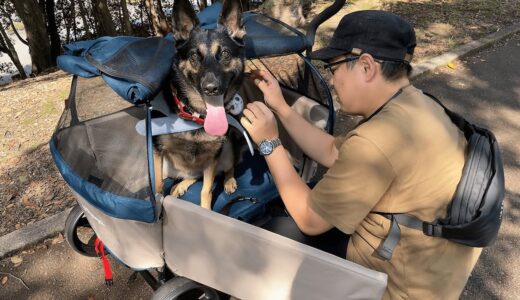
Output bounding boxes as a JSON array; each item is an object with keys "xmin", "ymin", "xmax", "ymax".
[
  {"xmin": 220, "ymin": 50, "xmax": 231, "ymax": 62},
  {"xmin": 190, "ymin": 53, "xmax": 201, "ymax": 63}
]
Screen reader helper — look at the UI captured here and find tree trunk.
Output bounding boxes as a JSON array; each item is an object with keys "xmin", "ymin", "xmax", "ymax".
[
  {"xmin": 57, "ymin": 0, "xmax": 71, "ymax": 43},
  {"xmin": 7, "ymin": 15, "xmax": 28, "ymax": 45},
  {"xmin": 77, "ymin": 0, "xmax": 92, "ymax": 37},
  {"xmin": 143, "ymin": 0, "xmax": 153, "ymax": 35},
  {"xmin": 144, "ymin": 0, "xmax": 170, "ymax": 36},
  {"xmin": 45, "ymin": 0, "xmax": 61, "ymax": 64},
  {"xmin": 0, "ymin": 22, "xmax": 27, "ymax": 79},
  {"xmin": 11, "ymin": 0, "xmax": 54, "ymax": 73},
  {"xmin": 91, "ymin": 0, "xmax": 117, "ymax": 36},
  {"xmin": 71, "ymin": 0, "xmax": 78, "ymax": 40},
  {"xmin": 120, "ymin": 0, "xmax": 134, "ymax": 35}
]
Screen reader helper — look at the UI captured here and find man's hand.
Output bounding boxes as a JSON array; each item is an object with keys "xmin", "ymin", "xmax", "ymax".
[
  {"xmin": 240, "ymin": 101, "xmax": 279, "ymax": 145},
  {"xmin": 251, "ymin": 70, "xmax": 290, "ymax": 115}
]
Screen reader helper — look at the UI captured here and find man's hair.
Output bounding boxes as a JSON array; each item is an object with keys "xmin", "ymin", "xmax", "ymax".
[
  {"xmin": 344, "ymin": 54, "xmax": 412, "ymax": 81},
  {"xmin": 380, "ymin": 61, "xmax": 412, "ymax": 81}
]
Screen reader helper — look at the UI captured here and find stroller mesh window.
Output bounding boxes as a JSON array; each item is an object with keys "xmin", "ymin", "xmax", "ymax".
[
  {"xmin": 247, "ymin": 54, "xmax": 331, "ymax": 109},
  {"xmin": 75, "ymin": 77, "xmax": 133, "ymax": 122},
  {"xmin": 54, "ymin": 76, "xmax": 151, "ymax": 200}
]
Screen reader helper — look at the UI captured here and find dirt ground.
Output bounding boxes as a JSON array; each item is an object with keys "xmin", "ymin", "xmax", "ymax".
[
  {"xmin": 1, "ymin": 0, "xmax": 519, "ymax": 238},
  {"xmin": 0, "ymin": 71, "xmax": 75, "ymax": 236}
]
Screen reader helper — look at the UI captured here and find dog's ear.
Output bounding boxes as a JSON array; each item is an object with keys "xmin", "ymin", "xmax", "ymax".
[
  {"xmin": 218, "ymin": 0, "xmax": 246, "ymax": 43},
  {"xmin": 172, "ymin": 0, "xmax": 200, "ymax": 43}
]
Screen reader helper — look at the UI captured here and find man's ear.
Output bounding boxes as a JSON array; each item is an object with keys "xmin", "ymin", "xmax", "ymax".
[
  {"xmin": 359, "ymin": 54, "xmax": 378, "ymax": 82},
  {"xmin": 172, "ymin": 0, "xmax": 200, "ymax": 43},
  {"xmin": 218, "ymin": 0, "xmax": 246, "ymax": 42}
]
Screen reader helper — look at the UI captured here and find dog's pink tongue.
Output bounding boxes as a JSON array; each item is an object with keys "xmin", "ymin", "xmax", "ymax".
[{"xmin": 204, "ymin": 97, "xmax": 228, "ymax": 136}]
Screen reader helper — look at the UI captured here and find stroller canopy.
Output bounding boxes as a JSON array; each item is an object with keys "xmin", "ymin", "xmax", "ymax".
[{"xmin": 57, "ymin": 2, "xmax": 307, "ymax": 103}]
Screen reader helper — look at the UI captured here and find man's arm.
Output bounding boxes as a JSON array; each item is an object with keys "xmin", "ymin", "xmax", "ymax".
[
  {"xmin": 264, "ymin": 145, "xmax": 334, "ymax": 235},
  {"xmin": 240, "ymin": 101, "xmax": 333, "ymax": 235},
  {"xmin": 276, "ymin": 105, "xmax": 338, "ymax": 168}
]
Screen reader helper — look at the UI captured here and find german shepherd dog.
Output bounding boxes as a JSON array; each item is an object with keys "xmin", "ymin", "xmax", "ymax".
[{"xmin": 153, "ymin": 0, "xmax": 247, "ymax": 209}]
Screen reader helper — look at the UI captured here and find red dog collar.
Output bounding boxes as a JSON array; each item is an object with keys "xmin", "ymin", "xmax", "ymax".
[{"xmin": 171, "ymin": 84, "xmax": 205, "ymax": 125}]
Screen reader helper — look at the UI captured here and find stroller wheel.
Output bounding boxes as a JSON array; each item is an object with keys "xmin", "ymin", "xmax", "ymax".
[
  {"xmin": 65, "ymin": 204, "xmax": 98, "ymax": 257},
  {"xmin": 152, "ymin": 276, "xmax": 220, "ymax": 300}
]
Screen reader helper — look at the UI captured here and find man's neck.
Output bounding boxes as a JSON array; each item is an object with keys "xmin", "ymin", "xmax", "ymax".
[{"xmin": 363, "ymin": 77, "xmax": 410, "ymax": 118}]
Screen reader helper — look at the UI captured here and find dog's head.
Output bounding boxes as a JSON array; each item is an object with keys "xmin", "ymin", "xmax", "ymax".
[{"xmin": 172, "ymin": 0, "xmax": 246, "ymax": 136}]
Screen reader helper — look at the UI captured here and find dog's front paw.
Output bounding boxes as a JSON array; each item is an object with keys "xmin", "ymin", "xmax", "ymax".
[
  {"xmin": 170, "ymin": 185, "xmax": 187, "ymax": 197},
  {"xmin": 170, "ymin": 179, "xmax": 196, "ymax": 197},
  {"xmin": 224, "ymin": 177, "xmax": 238, "ymax": 194}
]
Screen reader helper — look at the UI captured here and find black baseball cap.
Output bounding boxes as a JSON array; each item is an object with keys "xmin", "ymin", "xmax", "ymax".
[{"xmin": 309, "ymin": 10, "xmax": 416, "ymax": 63}]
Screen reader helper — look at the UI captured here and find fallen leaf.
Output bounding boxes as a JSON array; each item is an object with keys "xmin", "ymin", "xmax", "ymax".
[
  {"xmin": 52, "ymin": 233, "xmax": 65, "ymax": 245},
  {"xmin": 1, "ymin": 276, "xmax": 8, "ymax": 285},
  {"xmin": 447, "ymin": 62, "xmax": 456, "ymax": 69},
  {"xmin": 21, "ymin": 196, "xmax": 37, "ymax": 208},
  {"xmin": 11, "ymin": 255, "xmax": 23, "ymax": 266}
]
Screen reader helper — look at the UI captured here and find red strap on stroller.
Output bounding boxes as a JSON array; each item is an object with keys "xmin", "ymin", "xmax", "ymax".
[{"xmin": 94, "ymin": 238, "xmax": 113, "ymax": 286}]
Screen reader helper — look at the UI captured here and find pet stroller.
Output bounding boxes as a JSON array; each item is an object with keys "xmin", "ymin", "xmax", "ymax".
[{"xmin": 51, "ymin": 1, "xmax": 388, "ymax": 299}]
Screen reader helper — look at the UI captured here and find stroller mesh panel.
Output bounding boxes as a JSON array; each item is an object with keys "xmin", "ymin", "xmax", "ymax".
[
  {"xmin": 55, "ymin": 77, "xmax": 151, "ymax": 201},
  {"xmin": 247, "ymin": 54, "xmax": 331, "ymax": 110},
  {"xmin": 75, "ymin": 77, "xmax": 133, "ymax": 123}
]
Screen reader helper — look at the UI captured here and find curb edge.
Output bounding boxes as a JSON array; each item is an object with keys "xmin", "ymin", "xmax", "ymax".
[
  {"xmin": 411, "ymin": 23, "xmax": 520, "ymax": 79},
  {"xmin": 0, "ymin": 208, "xmax": 72, "ymax": 259}
]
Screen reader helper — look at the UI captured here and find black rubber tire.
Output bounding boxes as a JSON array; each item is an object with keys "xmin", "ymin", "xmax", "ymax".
[
  {"xmin": 64, "ymin": 204, "xmax": 98, "ymax": 257},
  {"xmin": 151, "ymin": 277, "xmax": 220, "ymax": 300}
]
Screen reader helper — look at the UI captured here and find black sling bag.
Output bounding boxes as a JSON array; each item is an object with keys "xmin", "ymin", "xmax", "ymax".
[{"xmin": 375, "ymin": 93, "xmax": 505, "ymax": 260}]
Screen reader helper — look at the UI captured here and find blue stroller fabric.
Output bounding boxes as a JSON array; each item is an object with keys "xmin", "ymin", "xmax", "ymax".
[
  {"xmin": 163, "ymin": 150, "xmax": 279, "ymax": 222},
  {"xmin": 57, "ymin": 36, "xmax": 175, "ymax": 103},
  {"xmin": 199, "ymin": 2, "xmax": 307, "ymax": 58},
  {"xmin": 57, "ymin": 3, "xmax": 307, "ymax": 104}
]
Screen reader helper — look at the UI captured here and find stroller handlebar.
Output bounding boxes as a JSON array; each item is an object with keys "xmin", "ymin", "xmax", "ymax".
[{"xmin": 305, "ymin": 0, "xmax": 347, "ymax": 56}]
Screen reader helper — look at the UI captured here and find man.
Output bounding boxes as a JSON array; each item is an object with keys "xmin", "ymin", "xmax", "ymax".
[{"xmin": 240, "ymin": 10, "xmax": 481, "ymax": 300}]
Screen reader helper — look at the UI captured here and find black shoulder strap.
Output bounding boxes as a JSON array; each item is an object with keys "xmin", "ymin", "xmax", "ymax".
[
  {"xmin": 374, "ymin": 91, "xmax": 462, "ymax": 260},
  {"xmin": 375, "ymin": 213, "xmax": 443, "ymax": 260},
  {"xmin": 423, "ymin": 91, "xmax": 474, "ymax": 139}
]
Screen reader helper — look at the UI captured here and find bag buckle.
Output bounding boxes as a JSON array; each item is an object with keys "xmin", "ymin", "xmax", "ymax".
[{"xmin": 423, "ymin": 223, "xmax": 442, "ymax": 237}]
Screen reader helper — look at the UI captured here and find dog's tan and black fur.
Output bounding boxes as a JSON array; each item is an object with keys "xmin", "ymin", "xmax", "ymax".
[{"xmin": 154, "ymin": 0, "xmax": 246, "ymax": 209}]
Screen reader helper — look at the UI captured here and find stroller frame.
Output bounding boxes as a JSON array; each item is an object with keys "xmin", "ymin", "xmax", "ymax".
[{"xmin": 56, "ymin": 1, "xmax": 388, "ymax": 299}]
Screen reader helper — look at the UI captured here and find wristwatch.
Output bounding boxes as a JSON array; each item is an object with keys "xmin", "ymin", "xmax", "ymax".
[{"xmin": 258, "ymin": 138, "xmax": 282, "ymax": 156}]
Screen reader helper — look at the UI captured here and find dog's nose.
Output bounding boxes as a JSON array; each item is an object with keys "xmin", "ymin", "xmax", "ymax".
[{"xmin": 203, "ymin": 83, "xmax": 219, "ymax": 95}]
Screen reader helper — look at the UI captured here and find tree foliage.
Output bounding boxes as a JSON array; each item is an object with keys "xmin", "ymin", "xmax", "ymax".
[{"xmin": 0, "ymin": 0, "xmax": 315, "ymax": 81}]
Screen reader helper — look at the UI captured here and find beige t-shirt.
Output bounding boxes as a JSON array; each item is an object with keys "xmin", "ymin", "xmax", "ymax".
[{"xmin": 310, "ymin": 85, "xmax": 481, "ymax": 300}]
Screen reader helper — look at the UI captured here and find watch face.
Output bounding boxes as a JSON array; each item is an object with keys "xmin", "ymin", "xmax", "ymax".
[{"xmin": 259, "ymin": 140, "xmax": 274, "ymax": 155}]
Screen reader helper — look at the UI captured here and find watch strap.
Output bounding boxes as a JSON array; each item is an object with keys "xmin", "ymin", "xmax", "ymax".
[
  {"xmin": 271, "ymin": 138, "xmax": 282, "ymax": 149},
  {"xmin": 260, "ymin": 138, "xmax": 282, "ymax": 156}
]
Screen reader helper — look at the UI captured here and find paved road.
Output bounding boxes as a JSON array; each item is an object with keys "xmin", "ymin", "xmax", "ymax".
[{"xmin": 1, "ymin": 34, "xmax": 519, "ymax": 300}]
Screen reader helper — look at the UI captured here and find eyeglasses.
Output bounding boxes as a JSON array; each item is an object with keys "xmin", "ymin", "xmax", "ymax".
[{"xmin": 323, "ymin": 57, "xmax": 360, "ymax": 75}]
